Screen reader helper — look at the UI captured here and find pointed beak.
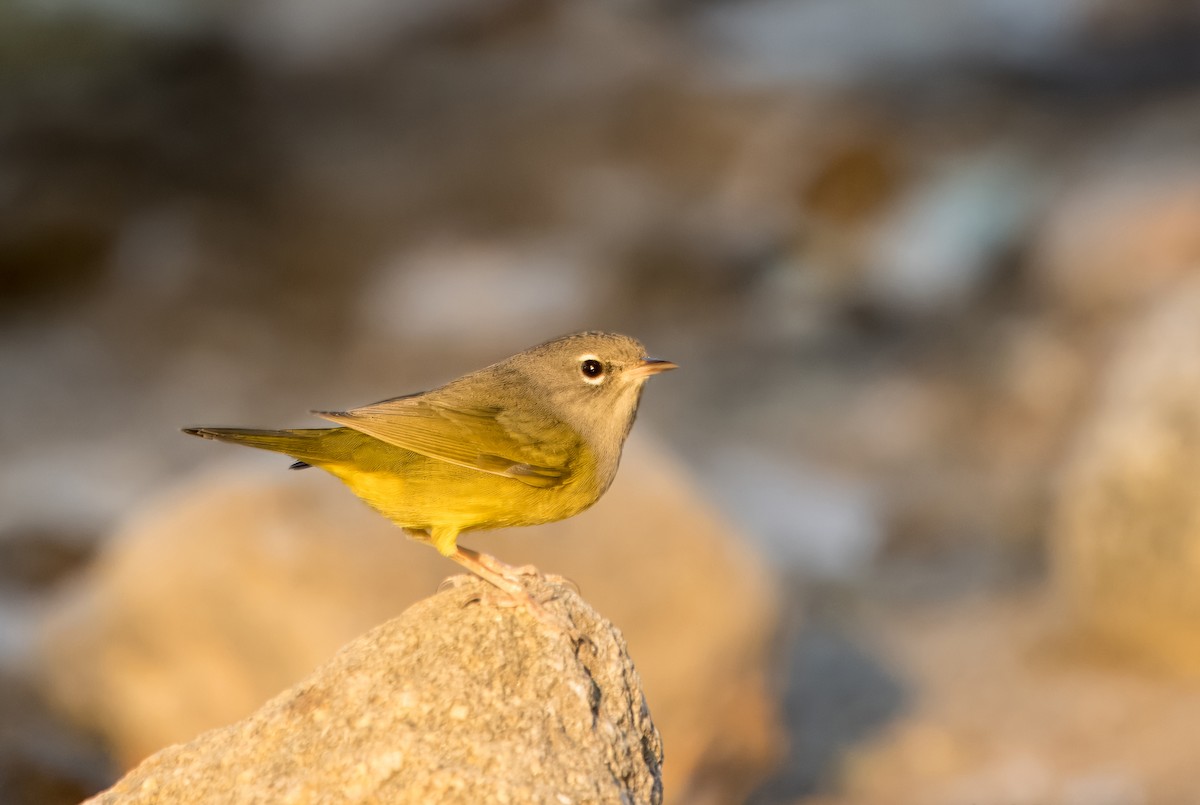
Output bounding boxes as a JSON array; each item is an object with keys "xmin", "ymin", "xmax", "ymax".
[{"xmin": 629, "ymin": 357, "xmax": 678, "ymax": 379}]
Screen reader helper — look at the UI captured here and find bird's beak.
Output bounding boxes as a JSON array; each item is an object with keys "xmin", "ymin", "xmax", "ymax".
[{"xmin": 629, "ymin": 358, "xmax": 678, "ymax": 378}]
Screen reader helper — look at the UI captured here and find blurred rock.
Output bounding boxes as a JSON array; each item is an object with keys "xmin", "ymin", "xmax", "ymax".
[
  {"xmin": 837, "ymin": 590, "xmax": 1200, "ymax": 805},
  {"xmin": 37, "ymin": 437, "xmax": 782, "ymax": 803},
  {"xmin": 749, "ymin": 610, "xmax": 906, "ymax": 801},
  {"xmin": 0, "ymin": 211, "xmax": 112, "ymax": 312},
  {"xmin": 0, "ymin": 670, "xmax": 115, "ymax": 805},
  {"xmin": 359, "ymin": 237, "xmax": 614, "ymax": 354},
  {"xmin": 705, "ymin": 449, "xmax": 883, "ymax": 581},
  {"xmin": 0, "ymin": 531, "xmax": 94, "ymax": 593},
  {"xmin": 693, "ymin": 0, "xmax": 1103, "ymax": 88},
  {"xmin": 85, "ymin": 574, "xmax": 662, "ymax": 805},
  {"xmin": 1032, "ymin": 158, "xmax": 1200, "ymax": 317},
  {"xmin": 862, "ymin": 151, "xmax": 1044, "ymax": 316},
  {"xmin": 230, "ymin": 0, "xmax": 514, "ymax": 69},
  {"xmin": 1052, "ymin": 277, "xmax": 1200, "ymax": 674}
]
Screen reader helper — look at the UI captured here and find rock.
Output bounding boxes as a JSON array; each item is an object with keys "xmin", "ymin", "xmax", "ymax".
[
  {"xmin": 1051, "ymin": 277, "xmax": 1200, "ymax": 674},
  {"xmin": 85, "ymin": 575, "xmax": 663, "ymax": 805},
  {"xmin": 37, "ymin": 437, "xmax": 781, "ymax": 803},
  {"xmin": 1032, "ymin": 158, "xmax": 1200, "ymax": 317}
]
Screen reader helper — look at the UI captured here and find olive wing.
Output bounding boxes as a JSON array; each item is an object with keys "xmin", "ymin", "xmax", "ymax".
[{"xmin": 314, "ymin": 397, "xmax": 577, "ymax": 488}]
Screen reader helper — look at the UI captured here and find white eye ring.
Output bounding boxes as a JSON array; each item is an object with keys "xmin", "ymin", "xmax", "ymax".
[{"xmin": 579, "ymin": 355, "xmax": 606, "ymax": 384}]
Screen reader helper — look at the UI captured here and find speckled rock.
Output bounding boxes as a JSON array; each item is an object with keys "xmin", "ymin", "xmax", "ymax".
[{"xmin": 86, "ymin": 575, "xmax": 662, "ymax": 805}]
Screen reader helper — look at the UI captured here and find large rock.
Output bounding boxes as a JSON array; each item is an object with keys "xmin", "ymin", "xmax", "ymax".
[
  {"xmin": 38, "ymin": 437, "xmax": 781, "ymax": 802},
  {"xmin": 1051, "ymin": 277, "xmax": 1200, "ymax": 674},
  {"xmin": 86, "ymin": 575, "xmax": 663, "ymax": 804}
]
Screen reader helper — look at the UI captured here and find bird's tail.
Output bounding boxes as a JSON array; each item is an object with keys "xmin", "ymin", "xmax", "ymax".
[{"xmin": 182, "ymin": 427, "xmax": 335, "ymax": 469}]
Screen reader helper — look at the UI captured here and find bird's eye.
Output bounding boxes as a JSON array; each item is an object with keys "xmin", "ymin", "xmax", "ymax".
[{"xmin": 580, "ymin": 358, "xmax": 605, "ymax": 380}]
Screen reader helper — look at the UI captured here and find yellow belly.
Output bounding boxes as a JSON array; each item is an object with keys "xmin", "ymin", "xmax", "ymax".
[{"xmin": 315, "ymin": 432, "xmax": 601, "ymax": 536}]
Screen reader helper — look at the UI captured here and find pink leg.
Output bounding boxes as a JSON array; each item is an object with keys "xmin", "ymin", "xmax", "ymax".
[
  {"xmin": 448, "ymin": 547, "xmax": 571, "ymax": 632},
  {"xmin": 448, "ymin": 546, "xmax": 528, "ymax": 598}
]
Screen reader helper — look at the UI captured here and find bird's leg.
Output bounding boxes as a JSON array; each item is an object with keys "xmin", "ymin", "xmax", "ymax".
[
  {"xmin": 415, "ymin": 528, "xmax": 571, "ymax": 630},
  {"xmin": 416, "ymin": 526, "xmax": 540, "ymax": 581},
  {"xmin": 447, "ymin": 546, "xmax": 529, "ymax": 599},
  {"xmin": 405, "ymin": 528, "xmax": 516, "ymax": 596},
  {"xmin": 460, "ymin": 545, "xmax": 580, "ymax": 595}
]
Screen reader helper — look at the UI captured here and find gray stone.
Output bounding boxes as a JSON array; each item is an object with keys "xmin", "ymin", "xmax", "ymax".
[{"xmin": 86, "ymin": 575, "xmax": 663, "ymax": 805}]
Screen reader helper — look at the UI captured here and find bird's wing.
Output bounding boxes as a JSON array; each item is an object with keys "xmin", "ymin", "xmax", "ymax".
[{"xmin": 314, "ymin": 396, "xmax": 578, "ymax": 488}]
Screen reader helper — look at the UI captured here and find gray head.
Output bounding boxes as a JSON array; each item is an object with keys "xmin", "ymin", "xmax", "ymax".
[{"xmin": 506, "ymin": 331, "xmax": 675, "ymax": 469}]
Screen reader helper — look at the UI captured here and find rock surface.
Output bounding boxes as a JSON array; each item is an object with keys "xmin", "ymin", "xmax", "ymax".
[
  {"xmin": 86, "ymin": 575, "xmax": 663, "ymax": 805},
  {"xmin": 37, "ymin": 438, "xmax": 780, "ymax": 803},
  {"xmin": 1051, "ymin": 276, "xmax": 1200, "ymax": 674}
]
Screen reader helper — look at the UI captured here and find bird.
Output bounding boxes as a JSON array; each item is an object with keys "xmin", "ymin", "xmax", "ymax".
[{"xmin": 183, "ymin": 331, "xmax": 675, "ymax": 605}]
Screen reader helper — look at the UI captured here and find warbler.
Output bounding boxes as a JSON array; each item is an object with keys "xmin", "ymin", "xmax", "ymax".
[{"xmin": 184, "ymin": 331, "xmax": 675, "ymax": 599}]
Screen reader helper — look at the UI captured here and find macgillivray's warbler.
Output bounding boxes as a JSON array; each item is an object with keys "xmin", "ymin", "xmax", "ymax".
[{"xmin": 184, "ymin": 331, "xmax": 675, "ymax": 608}]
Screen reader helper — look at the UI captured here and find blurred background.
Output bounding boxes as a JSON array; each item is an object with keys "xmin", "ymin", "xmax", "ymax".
[{"xmin": 5, "ymin": 0, "xmax": 1200, "ymax": 803}]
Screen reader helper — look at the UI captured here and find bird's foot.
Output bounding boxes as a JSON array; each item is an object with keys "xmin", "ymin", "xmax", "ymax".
[
  {"xmin": 468, "ymin": 553, "xmax": 583, "ymax": 596},
  {"xmin": 540, "ymin": 573, "xmax": 580, "ymax": 595},
  {"xmin": 453, "ymin": 579, "xmax": 576, "ymax": 634},
  {"xmin": 443, "ymin": 548, "xmax": 580, "ymax": 635},
  {"xmin": 438, "ymin": 569, "xmax": 578, "ymax": 598},
  {"xmin": 470, "ymin": 551, "xmax": 543, "ymax": 581}
]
